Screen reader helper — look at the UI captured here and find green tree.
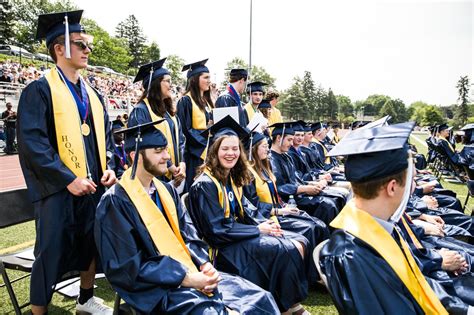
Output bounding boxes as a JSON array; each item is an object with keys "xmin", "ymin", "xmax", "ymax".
[
  {"xmin": 116, "ymin": 14, "xmax": 147, "ymax": 68},
  {"xmin": 81, "ymin": 19, "xmax": 131, "ymax": 74},
  {"xmin": 365, "ymin": 94, "xmax": 391, "ymax": 116},
  {"xmin": 326, "ymin": 88, "xmax": 338, "ymax": 121},
  {"xmin": 301, "ymin": 71, "xmax": 317, "ymax": 120},
  {"xmin": 389, "ymin": 98, "xmax": 408, "ymax": 123},
  {"xmin": 0, "ymin": 0, "xmax": 15, "ymax": 44},
  {"xmin": 421, "ymin": 106, "xmax": 444, "ymax": 126},
  {"xmin": 279, "ymin": 76, "xmax": 305, "ymax": 120},
  {"xmin": 165, "ymin": 54, "xmax": 185, "ymax": 87},
  {"xmin": 454, "ymin": 75, "xmax": 470, "ymax": 127},
  {"xmin": 379, "ymin": 99, "xmax": 397, "ymax": 121},
  {"xmin": 336, "ymin": 95, "xmax": 354, "ymax": 118},
  {"xmin": 143, "ymin": 41, "xmax": 160, "ymax": 63},
  {"xmin": 11, "ymin": 0, "xmax": 77, "ymax": 51}
]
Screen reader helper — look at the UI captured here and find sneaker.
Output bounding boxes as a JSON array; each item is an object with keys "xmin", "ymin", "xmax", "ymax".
[{"xmin": 76, "ymin": 296, "xmax": 113, "ymax": 315}]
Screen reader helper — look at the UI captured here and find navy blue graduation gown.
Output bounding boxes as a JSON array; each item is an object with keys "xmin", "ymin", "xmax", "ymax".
[
  {"xmin": 188, "ymin": 173, "xmax": 308, "ymax": 311},
  {"xmin": 215, "ymin": 90, "xmax": 248, "ymax": 127},
  {"xmin": 176, "ymin": 95, "xmax": 210, "ymax": 190},
  {"xmin": 113, "ymin": 143, "xmax": 127, "ymax": 180},
  {"xmin": 95, "ymin": 182, "xmax": 279, "ymax": 314},
  {"xmin": 270, "ymin": 150, "xmax": 340, "ymax": 224},
  {"xmin": 17, "ymin": 76, "xmax": 115, "ymax": 305},
  {"xmin": 400, "ymin": 222, "xmax": 474, "ymax": 305},
  {"xmin": 320, "ymin": 229, "xmax": 469, "ymax": 314}
]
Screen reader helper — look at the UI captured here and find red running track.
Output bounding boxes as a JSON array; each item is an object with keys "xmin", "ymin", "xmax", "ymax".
[{"xmin": 0, "ymin": 154, "xmax": 26, "ymax": 192}]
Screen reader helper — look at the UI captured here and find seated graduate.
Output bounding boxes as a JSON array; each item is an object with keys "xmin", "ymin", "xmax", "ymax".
[
  {"xmin": 437, "ymin": 123, "xmax": 464, "ymax": 165},
  {"xmin": 310, "ymin": 122, "xmax": 339, "ymax": 169},
  {"xmin": 319, "ymin": 122, "xmax": 469, "ymax": 314},
  {"xmin": 95, "ymin": 120, "xmax": 279, "ymax": 315},
  {"xmin": 128, "ymin": 58, "xmax": 186, "ymax": 189},
  {"xmin": 188, "ymin": 116, "xmax": 310, "ymax": 314},
  {"xmin": 459, "ymin": 123, "xmax": 474, "ymax": 175},
  {"xmin": 396, "ymin": 212, "xmax": 474, "ymax": 308},
  {"xmin": 242, "ymin": 130, "xmax": 330, "ymax": 283},
  {"xmin": 112, "ymin": 119, "xmax": 127, "ymax": 179},
  {"xmin": 269, "ymin": 122, "xmax": 343, "ymax": 224}
]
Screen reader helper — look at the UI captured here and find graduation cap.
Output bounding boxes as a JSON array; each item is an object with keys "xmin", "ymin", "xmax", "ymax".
[
  {"xmin": 328, "ymin": 121, "xmax": 415, "ymax": 183},
  {"xmin": 112, "ymin": 119, "xmax": 125, "ymax": 130},
  {"xmin": 247, "ymin": 81, "xmax": 268, "ymax": 93},
  {"xmin": 201, "ymin": 115, "xmax": 249, "ymax": 148},
  {"xmin": 303, "ymin": 123, "xmax": 313, "ymax": 133},
  {"xmin": 461, "ymin": 123, "xmax": 474, "ymax": 131},
  {"xmin": 257, "ymin": 99, "xmax": 272, "ymax": 110},
  {"xmin": 115, "ymin": 119, "xmax": 168, "ymax": 179},
  {"xmin": 269, "ymin": 122, "xmax": 296, "ymax": 146},
  {"xmin": 438, "ymin": 123, "xmax": 452, "ymax": 132},
  {"xmin": 36, "ymin": 10, "xmax": 85, "ymax": 59},
  {"xmin": 310, "ymin": 122, "xmax": 323, "ymax": 132},
  {"xmin": 358, "ymin": 115, "xmax": 391, "ymax": 130},
  {"xmin": 292, "ymin": 120, "xmax": 306, "ymax": 133},
  {"xmin": 229, "ymin": 68, "xmax": 248, "ymax": 77},
  {"xmin": 182, "ymin": 59, "xmax": 209, "ymax": 78},
  {"xmin": 133, "ymin": 58, "xmax": 169, "ymax": 92}
]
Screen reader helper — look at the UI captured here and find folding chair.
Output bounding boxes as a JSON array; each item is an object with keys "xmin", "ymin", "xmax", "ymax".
[
  {"xmin": 112, "ymin": 294, "xmax": 141, "ymax": 315},
  {"xmin": 0, "ymin": 188, "xmax": 35, "ymax": 315},
  {"xmin": 312, "ymin": 239, "xmax": 329, "ymax": 288}
]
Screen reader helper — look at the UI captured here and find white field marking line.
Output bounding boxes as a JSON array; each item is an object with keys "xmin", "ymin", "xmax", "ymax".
[{"xmin": 411, "ymin": 133, "xmax": 428, "ymax": 148}]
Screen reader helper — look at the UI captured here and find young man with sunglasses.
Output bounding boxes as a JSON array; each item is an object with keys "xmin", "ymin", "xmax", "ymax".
[{"xmin": 17, "ymin": 10, "xmax": 116, "ymax": 314}]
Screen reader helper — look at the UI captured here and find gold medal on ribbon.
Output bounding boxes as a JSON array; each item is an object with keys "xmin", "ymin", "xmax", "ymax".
[{"xmin": 81, "ymin": 123, "xmax": 90, "ymax": 136}]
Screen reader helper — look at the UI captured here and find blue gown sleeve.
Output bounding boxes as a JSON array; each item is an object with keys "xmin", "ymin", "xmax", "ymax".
[
  {"xmin": 189, "ymin": 179, "xmax": 260, "ymax": 248},
  {"xmin": 270, "ymin": 155, "xmax": 299, "ymax": 198},
  {"xmin": 17, "ymin": 80, "xmax": 76, "ymax": 195}
]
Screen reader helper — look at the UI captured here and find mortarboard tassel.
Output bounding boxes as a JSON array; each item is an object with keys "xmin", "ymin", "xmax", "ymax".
[
  {"xmin": 146, "ymin": 66, "xmax": 154, "ymax": 96},
  {"xmin": 64, "ymin": 15, "xmax": 71, "ymax": 59},
  {"xmin": 248, "ymin": 133, "xmax": 254, "ymax": 161},
  {"xmin": 130, "ymin": 129, "xmax": 142, "ymax": 180},
  {"xmin": 279, "ymin": 124, "xmax": 286, "ymax": 147}
]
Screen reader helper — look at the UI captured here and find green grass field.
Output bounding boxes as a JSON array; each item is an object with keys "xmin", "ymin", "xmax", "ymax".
[{"xmin": 1, "ymin": 131, "xmax": 471, "ymax": 314}]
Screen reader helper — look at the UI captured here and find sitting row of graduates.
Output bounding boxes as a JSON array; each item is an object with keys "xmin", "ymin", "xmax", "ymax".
[{"xmin": 427, "ymin": 122, "xmax": 474, "ymax": 175}]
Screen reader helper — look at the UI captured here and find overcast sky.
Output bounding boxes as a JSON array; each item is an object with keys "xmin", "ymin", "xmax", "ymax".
[{"xmin": 76, "ymin": 0, "xmax": 473, "ymax": 106}]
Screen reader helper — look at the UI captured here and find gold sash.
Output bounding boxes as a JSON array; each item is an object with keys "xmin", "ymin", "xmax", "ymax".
[
  {"xmin": 244, "ymin": 102, "xmax": 256, "ymax": 122},
  {"xmin": 312, "ymin": 138, "xmax": 331, "ymax": 164},
  {"xmin": 46, "ymin": 68, "xmax": 106, "ymax": 178},
  {"xmin": 143, "ymin": 99, "xmax": 178, "ymax": 168},
  {"xmin": 120, "ymin": 168, "xmax": 197, "ymax": 272},
  {"xmin": 186, "ymin": 93, "xmax": 209, "ymax": 160},
  {"xmin": 331, "ymin": 202, "xmax": 447, "ymax": 314},
  {"xmin": 440, "ymin": 138, "xmax": 455, "ymax": 153},
  {"xmin": 400, "ymin": 215, "xmax": 424, "ymax": 249},
  {"xmin": 268, "ymin": 107, "xmax": 283, "ymax": 125},
  {"xmin": 249, "ymin": 167, "xmax": 279, "ymax": 223},
  {"xmin": 203, "ymin": 169, "xmax": 243, "ymax": 218}
]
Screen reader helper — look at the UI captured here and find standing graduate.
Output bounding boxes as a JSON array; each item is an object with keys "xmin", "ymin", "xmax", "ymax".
[
  {"xmin": 215, "ymin": 69, "xmax": 249, "ymax": 127},
  {"xmin": 269, "ymin": 122, "xmax": 343, "ymax": 224},
  {"xmin": 266, "ymin": 90, "xmax": 283, "ymax": 126},
  {"xmin": 129, "ymin": 58, "xmax": 186, "ymax": 189},
  {"xmin": 112, "ymin": 118, "xmax": 127, "ymax": 179},
  {"xmin": 244, "ymin": 81, "xmax": 267, "ymax": 123},
  {"xmin": 17, "ymin": 10, "xmax": 116, "ymax": 314},
  {"xmin": 319, "ymin": 122, "xmax": 467, "ymax": 314},
  {"xmin": 95, "ymin": 121, "xmax": 279, "ymax": 314},
  {"xmin": 176, "ymin": 59, "xmax": 213, "ymax": 191},
  {"xmin": 188, "ymin": 116, "xmax": 310, "ymax": 314}
]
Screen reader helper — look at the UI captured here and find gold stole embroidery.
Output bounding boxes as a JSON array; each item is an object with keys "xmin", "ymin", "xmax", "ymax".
[
  {"xmin": 46, "ymin": 68, "xmax": 106, "ymax": 178},
  {"xmin": 330, "ymin": 202, "xmax": 447, "ymax": 315},
  {"xmin": 120, "ymin": 168, "xmax": 197, "ymax": 272},
  {"xmin": 203, "ymin": 169, "xmax": 243, "ymax": 218}
]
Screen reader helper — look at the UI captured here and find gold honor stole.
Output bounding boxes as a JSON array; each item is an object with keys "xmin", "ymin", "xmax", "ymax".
[
  {"xmin": 143, "ymin": 99, "xmax": 179, "ymax": 176},
  {"xmin": 440, "ymin": 138, "xmax": 456, "ymax": 153},
  {"xmin": 400, "ymin": 215, "xmax": 424, "ymax": 249},
  {"xmin": 186, "ymin": 93, "xmax": 209, "ymax": 160},
  {"xmin": 244, "ymin": 102, "xmax": 256, "ymax": 122},
  {"xmin": 46, "ymin": 68, "xmax": 106, "ymax": 178},
  {"xmin": 330, "ymin": 202, "xmax": 447, "ymax": 314},
  {"xmin": 120, "ymin": 168, "xmax": 198, "ymax": 272},
  {"xmin": 203, "ymin": 169, "xmax": 243, "ymax": 219},
  {"xmin": 249, "ymin": 167, "xmax": 279, "ymax": 224},
  {"xmin": 312, "ymin": 138, "xmax": 331, "ymax": 164},
  {"xmin": 268, "ymin": 107, "xmax": 283, "ymax": 126}
]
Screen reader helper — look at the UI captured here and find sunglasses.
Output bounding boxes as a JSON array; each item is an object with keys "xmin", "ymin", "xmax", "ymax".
[{"xmin": 70, "ymin": 40, "xmax": 94, "ymax": 52}]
